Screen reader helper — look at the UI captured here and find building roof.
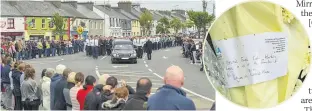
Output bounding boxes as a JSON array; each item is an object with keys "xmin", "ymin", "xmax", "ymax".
[
  {"xmin": 60, "ymin": 3, "xmax": 87, "ymax": 19},
  {"xmin": 129, "ymin": 8, "xmax": 142, "ymax": 18},
  {"xmin": 13, "ymin": 1, "xmax": 72, "ymax": 17},
  {"xmin": 94, "ymin": 5, "xmax": 116, "ymax": 18},
  {"xmin": 119, "ymin": 9, "xmax": 137, "ymax": 20},
  {"xmin": 150, "ymin": 11, "xmax": 162, "ymax": 21},
  {"xmin": 111, "ymin": 8, "xmax": 130, "ymax": 20},
  {"xmin": 76, "ymin": 4, "xmax": 103, "ymax": 20},
  {"xmin": 1, "ymin": 1, "xmax": 23, "ymax": 17}
]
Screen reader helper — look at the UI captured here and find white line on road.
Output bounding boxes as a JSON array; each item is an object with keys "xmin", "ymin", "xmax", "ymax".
[
  {"xmin": 107, "ymin": 74, "xmax": 154, "ymax": 78},
  {"xmin": 112, "ymin": 65, "xmax": 128, "ymax": 68},
  {"xmin": 148, "ymin": 69, "xmax": 153, "ymax": 72},
  {"xmin": 162, "ymin": 56, "xmax": 168, "ymax": 59},
  {"xmin": 145, "ymin": 64, "xmax": 148, "ymax": 67},
  {"xmin": 122, "ymin": 82, "xmax": 163, "ymax": 85},
  {"xmin": 98, "ymin": 70, "xmax": 147, "ymax": 73},
  {"xmin": 144, "ymin": 61, "xmax": 146, "ymax": 64},
  {"xmin": 100, "ymin": 56, "xmax": 107, "ymax": 60},
  {"xmin": 151, "ymin": 72, "xmax": 215, "ymax": 102}
]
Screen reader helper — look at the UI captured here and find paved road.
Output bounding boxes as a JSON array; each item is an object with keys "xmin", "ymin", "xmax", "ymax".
[{"xmin": 21, "ymin": 46, "xmax": 215, "ymax": 110}]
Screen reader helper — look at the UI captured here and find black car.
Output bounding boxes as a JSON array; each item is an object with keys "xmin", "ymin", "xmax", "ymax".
[{"xmin": 111, "ymin": 39, "xmax": 137, "ymax": 64}]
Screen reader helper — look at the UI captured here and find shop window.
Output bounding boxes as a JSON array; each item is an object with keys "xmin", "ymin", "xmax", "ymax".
[
  {"xmin": 7, "ymin": 18, "xmax": 14, "ymax": 29},
  {"xmin": 42, "ymin": 19, "xmax": 46, "ymax": 29}
]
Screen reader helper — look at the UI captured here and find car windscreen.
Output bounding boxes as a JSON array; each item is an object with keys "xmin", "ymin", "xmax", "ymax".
[{"xmin": 114, "ymin": 45, "xmax": 133, "ymax": 50}]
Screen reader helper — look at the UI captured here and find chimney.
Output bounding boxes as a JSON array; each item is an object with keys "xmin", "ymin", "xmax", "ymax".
[
  {"xmin": 104, "ymin": 4, "xmax": 111, "ymax": 10},
  {"xmin": 8, "ymin": 1, "xmax": 17, "ymax": 6},
  {"xmin": 117, "ymin": 1, "xmax": 132, "ymax": 13},
  {"xmin": 78, "ymin": 2, "xmax": 94, "ymax": 11},
  {"xmin": 132, "ymin": 3, "xmax": 141, "ymax": 11},
  {"xmin": 46, "ymin": 0, "xmax": 62, "ymax": 8},
  {"xmin": 63, "ymin": 1, "xmax": 77, "ymax": 9}
]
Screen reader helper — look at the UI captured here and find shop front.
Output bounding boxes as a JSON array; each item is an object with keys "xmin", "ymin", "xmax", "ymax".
[
  {"xmin": 70, "ymin": 26, "xmax": 88, "ymax": 40},
  {"xmin": 1, "ymin": 32, "xmax": 24, "ymax": 41},
  {"xmin": 24, "ymin": 30, "xmax": 47, "ymax": 41}
]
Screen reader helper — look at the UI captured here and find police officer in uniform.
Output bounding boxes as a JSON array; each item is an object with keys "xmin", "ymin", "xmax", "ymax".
[
  {"xmin": 85, "ymin": 36, "xmax": 90, "ymax": 56},
  {"xmin": 138, "ymin": 37, "xmax": 145, "ymax": 58},
  {"xmin": 89, "ymin": 36, "xmax": 94, "ymax": 58},
  {"xmin": 94, "ymin": 36, "xmax": 99, "ymax": 59}
]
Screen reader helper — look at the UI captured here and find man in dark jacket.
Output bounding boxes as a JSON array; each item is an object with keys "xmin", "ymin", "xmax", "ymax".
[
  {"xmin": 84, "ymin": 84, "xmax": 105, "ymax": 110},
  {"xmin": 147, "ymin": 66, "xmax": 195, "ymax": 110},
  {"xmin": 123, "ymin": 77, "xmax": 152, "ymax": 110},
  {"xmin": 144, "ymin": 38, "xmax": 153, "ymax": 60},
  {"xmin": 50, "ymin": 64, "xmax": 66, "ymax": 109},
  {"xmin": 1, "ymin": 58, "xmax": 12, "ymax": 110},
  {"xmin": 53, "ymin": 68, "xmax": 71, "ymax": 110},
  {"xmin": 12, "ymin": 62, "xmax": 24, "ymax": 110}
]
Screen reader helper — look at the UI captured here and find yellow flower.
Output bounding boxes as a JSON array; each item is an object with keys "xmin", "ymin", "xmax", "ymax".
[{"xmin": 282, "ymin": 8, "xmax": 294, "ymax": 24}]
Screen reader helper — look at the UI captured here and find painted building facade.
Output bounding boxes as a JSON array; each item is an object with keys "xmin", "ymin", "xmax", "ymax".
[
  {"xmin": 24, "ymin": 17, "xmax": 70, "ymax": 41},
  {"xmin": 0, "ymin": 17, "xmax": 25, "ymax": 40}
]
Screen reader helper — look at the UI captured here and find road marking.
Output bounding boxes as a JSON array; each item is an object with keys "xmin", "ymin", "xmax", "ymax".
[
  {"xmin": 100, "ymin": 71, "xmax": 153, "ymax": 75},
  {"xmin": 107, "ymin": 74, "xmax": 154, "ymax": 78},
  {"xmin": 148, "ymin": 69, "xmax": 153, "ymax": 72},
  {"xmin": 96, "ymin": 68, "xmax": 101, "ymax": 77},
  {"xmin": 120, "ymin": 81, "xmax": 163, "ymax": 85},
  {"xmin": 164, "ymin": 49, "xmax": 170, "ymax": 51},
  {"xmin": 151, "ymin": 72, "xmax": 215, "ymax": 102},
  {"xmin": 27, "ymin": 58, "xmax": 63, "ymax": 64},
  {"xmin": 162, "ymin": 56, "xmax": 168, "ymax": 59},
  {"xmin": 145, "ymin": 64, "xmax": 148, "ymax": 67},
  {"xmin": 100, "ymin": 56, "xmax": 107, "ymax": 60},
  {"xmin": 112, "ymin": 65, "xmax": 128, "ymax": 68},
  {"xmin": 98, "ymin": 69, "xmax": 147, "ymax": 73},
  {"xmin": 144, "ymin": 61, "xmax": 146, "ymax": 64}
]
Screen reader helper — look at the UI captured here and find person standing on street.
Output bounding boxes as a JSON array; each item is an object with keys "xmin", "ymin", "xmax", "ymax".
[
  {"xmin": 51, "ymin": 40, "xmax": 56, "ymax": 57},
  {"xmin": 137, "ymin": 37, "xmax": 144, "ymax": 59},
  {"xmin": 70, "ymin": 72, "xmax": 84, "ymax": 110},
  {"xmin": 12, "ymin": 62, "xmax": 25, "ymax": 110},
  {"xmin": 63, "ymin": 72, "xmax": 76, "ymax": 110},
  {"xmin": 77, "ymin": 75, "xmax": 96, "ymax": 110},
  {"xmin": 94, "ymin": 36, "xmax": 99, "ymax": 59},
  {"xmin": 53, "ymin": 68, "xmax": 72, "ymax": 110},
  {"xmin": 123, "ymin": 77, "xmax": 152, "ymax": 110},
  {"xmin": 21, "ymin": 67, "xmax": 42, "ymax": 110},
  {"xmin": 1, "ymin": 57, "xmax": 13, "ymax": 110},
  {"xmin": 147, "ymin": 66, "xmax": 196, "ymax": 110},
  {"xmin": 144, "ymin": 38, "xmax": 153, "ymax": 60},
  {"xmin": 50, "ymin": 64, "xmax": 66, "ymax": 109},
  {"xmin": 41, "ymin": 68, "xmax": 55, "ymax": 110},
  {"xmin": 85, "ymin": 36, "xmax": 90, "ymax": 56}
]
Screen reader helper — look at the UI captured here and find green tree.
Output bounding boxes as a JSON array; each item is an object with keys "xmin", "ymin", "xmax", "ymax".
[
  {"xmin": 139, "ymin": 10, "xmax": 153, "ymax": 36},
  {"xmin": 187, "ymin": 11, "xmax": 214, "ymax": 38},
  {"xmin": 156, "ymin": 17, "xmax": 170, "ymax": 34},
  {"xmin": 52, "ymin": 13, "xmax": 65, "ymax": 39},
  {"xmin": 184, "ymin": 19, "xmax": 195, "ymax": 28},
  {"xmin": 170, "ymin": 17, "xmax": 183, "ymax": 34}
]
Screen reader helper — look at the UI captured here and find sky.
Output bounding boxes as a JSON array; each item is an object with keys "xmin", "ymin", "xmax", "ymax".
[{"xmin": 75, "ymin": 0, "xmax": 215, "ymax": 14}]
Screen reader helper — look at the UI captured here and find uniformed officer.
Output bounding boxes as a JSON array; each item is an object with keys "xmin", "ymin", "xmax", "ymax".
[
  {"xmin": 85, "ymin": 36, "xmax": 90, "ymax": 56},
  {"xmin": 94, "ymin": 36, "xmax": 99, "ymax": 59},
  {"xmin": 144, "ymin": 38, "xmax": 153, "ymax": 60},
  {"xmin": 156, "ymin": 36, "xmax": 160, "ymax": 50},
  {"xmin": 89, "ymin": 36, "xmax": 94, "ymax": 58}
]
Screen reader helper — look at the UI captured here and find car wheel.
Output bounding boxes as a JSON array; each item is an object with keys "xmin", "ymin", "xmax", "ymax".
[{"xmin": 134, "ymin": 59, "xmax": 137, "ymax": 64}]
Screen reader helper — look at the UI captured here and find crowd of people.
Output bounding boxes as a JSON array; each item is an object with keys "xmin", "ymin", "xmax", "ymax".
[
  {"xmin": 83, "ymin": 35, "xmax": 183, "ymax": 60},
  {"xmin": 0, "ymin": 38, "xmax": 84, "ymax": 61},
  {"xmin": 182, "ymin": 38, "xmax": 203, "ymax": 71},
  {"xmin": 0, "ymin": 55, "xmax": 217, "ymax": 110}
]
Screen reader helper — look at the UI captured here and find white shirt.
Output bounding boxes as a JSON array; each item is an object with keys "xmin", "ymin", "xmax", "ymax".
[
  {"xmin": 156, "ymin": 37, "xmax": 160, "ymax": 42},
  {"xmin": 94, "ymin": 39, "xmax": 99, "ymax": 46},
  {"xmin": 89, "ymin": 39, "xmax": 94, "ymax": 46},
  {"xmin": 85, "ymin": 39, "xmax": 89, "ymax": 46}
]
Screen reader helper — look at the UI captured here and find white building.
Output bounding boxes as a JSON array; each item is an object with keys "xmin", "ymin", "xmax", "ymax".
[
  {"xmin": 94, "ymin": 5, "xmax": 122, "ymax": 37},
  {"xmin": 0, "ymin": 17, "xmax": 25, "ymax": 40}
]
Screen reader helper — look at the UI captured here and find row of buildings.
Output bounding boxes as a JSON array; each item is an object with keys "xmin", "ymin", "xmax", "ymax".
[{"xmin": 1, "ymin": 1, "xmax": 195, "ymax": 41}]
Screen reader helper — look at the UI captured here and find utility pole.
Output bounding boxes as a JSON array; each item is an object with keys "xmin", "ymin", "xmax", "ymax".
[
  {"xmin": 212, "ymin": 0, "xmax": 215, "ymax": 17},
  {"xmin": 202, "ymin": 0, "xmax": 207, "ymax": 39}
]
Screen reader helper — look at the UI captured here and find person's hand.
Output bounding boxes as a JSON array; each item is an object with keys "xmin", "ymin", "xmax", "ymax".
[{"xmin": 121, "ymin": 79, "xmax": 127, "ymax": 87}]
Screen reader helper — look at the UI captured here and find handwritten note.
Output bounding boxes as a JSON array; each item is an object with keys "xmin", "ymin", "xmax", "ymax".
[{"xmin": 213, "ymin": 32, "xmax": 288, "ymax": 88}]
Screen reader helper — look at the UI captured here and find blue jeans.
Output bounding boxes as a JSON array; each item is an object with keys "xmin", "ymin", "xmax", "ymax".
[
  {"xmin": 69, "ymin": 47, "xmax": 73, "ymax": 54},
  {"xmin": 51, "ymin": 48, "xmax": 56, "ymax": 56},
  {"xmin": 65, "ymin": 47, "xmax": 68, "ymax": 55}
]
